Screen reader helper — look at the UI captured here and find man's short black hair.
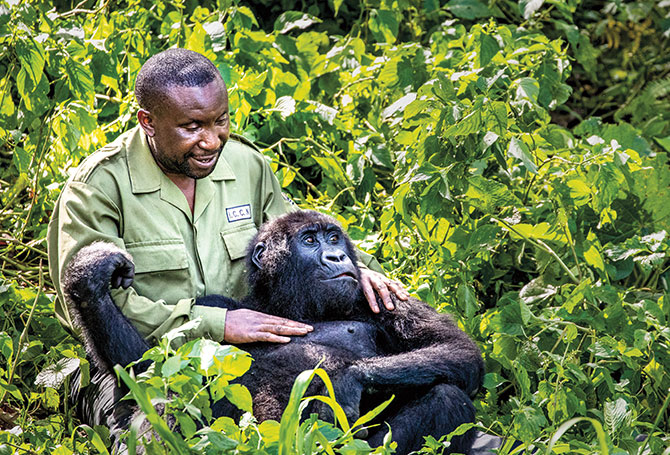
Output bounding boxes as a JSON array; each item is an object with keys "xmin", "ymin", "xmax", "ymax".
[{"xmin": 135, "ymin": 48, "xmax": 223, "ymax": 112}]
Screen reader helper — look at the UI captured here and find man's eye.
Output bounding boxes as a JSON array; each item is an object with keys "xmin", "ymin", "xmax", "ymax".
[
  {"xmin": 216, "ymin": 115, "xmax": 228, "ymax": 125},
  {"xmin": 184, "ymin": 124, "xmax": 200, "ymax": 131}
]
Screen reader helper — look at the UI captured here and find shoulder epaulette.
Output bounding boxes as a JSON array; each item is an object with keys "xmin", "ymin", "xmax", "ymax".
[{"xmin": 229, "ymin": 133, "xmax": 262, "ymax": 153}]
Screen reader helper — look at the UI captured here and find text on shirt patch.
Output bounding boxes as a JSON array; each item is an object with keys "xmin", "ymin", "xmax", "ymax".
[{"xmin": 226, "ymin": 204, "xmax": 252, "ymax": 222}]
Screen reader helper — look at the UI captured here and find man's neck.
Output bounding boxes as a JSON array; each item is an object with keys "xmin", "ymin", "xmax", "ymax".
[{"xmin": 165, "ymin": 172, "xmax": 196, "ymax": 214}]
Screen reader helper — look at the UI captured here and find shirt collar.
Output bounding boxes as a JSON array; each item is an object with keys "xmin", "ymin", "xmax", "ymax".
[{"xmin": 126, "ymin": 126, "xmax": 236, "ymax": 194}]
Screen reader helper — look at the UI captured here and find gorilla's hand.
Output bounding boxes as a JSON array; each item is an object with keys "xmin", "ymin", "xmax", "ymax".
[
  {"xmin": 110, "ymin": 253, "xmax": 135, "ymax": 289},
  {"xmin": 332, "ymin": 367, "xmax": 364, "ymax": 425},
  {"xmin": 223, "ymin": 309, "xmax": 313, "ymax": 343},
  {"xmin": 359, "ymin": 268, "xmax": 409, "ymax": 313}
]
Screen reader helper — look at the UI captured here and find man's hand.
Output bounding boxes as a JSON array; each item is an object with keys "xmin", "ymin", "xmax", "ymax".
[
  {"xmin": 359, "ymin": 268, "xmax": 409, "ymax": 313},
  {"xmin": 224, "ymin": 308, "xmax": 313, "ymax": 344}
]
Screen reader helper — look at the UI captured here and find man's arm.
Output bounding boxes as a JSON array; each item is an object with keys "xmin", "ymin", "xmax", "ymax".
[{"xmin": 48, "ymin": 179, "xmax": 229, "ymax": 345}]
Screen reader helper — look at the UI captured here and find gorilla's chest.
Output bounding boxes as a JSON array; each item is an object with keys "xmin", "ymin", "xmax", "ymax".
[{"xmin": 242, "ymin": 320, "xmax": 378, "ymax": 378}]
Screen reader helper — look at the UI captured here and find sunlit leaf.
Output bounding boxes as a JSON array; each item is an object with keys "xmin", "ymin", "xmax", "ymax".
[
  {"xmin": 507, "ymin": 137, "xmax": 538, "ymax": 174},
  {"xmin": 35, "ymin": 358, "xmax": 80, "ymax": 389},
  {"xmin": 274, "ymin": 11, "xmax": 321, "ymax": 34}
]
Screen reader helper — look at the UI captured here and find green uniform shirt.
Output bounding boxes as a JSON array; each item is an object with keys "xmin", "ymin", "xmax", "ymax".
[
  {"xmin": 48, "ymin": 125, "xmax": 295, "ymax": 344},
  {"xmin": 48, "ymin": 126, "xmax": 381, "ymax": 345}
]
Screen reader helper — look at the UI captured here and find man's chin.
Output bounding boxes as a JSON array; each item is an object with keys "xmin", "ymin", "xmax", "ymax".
[{"xmin": 186, "ymin": 156, "xmax": 220, "ymax": 179}]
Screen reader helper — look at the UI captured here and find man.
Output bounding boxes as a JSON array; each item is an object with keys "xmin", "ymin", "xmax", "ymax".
[{"xmin": 47, "ymin": 48, "xmax": 408, "ymax": 446}]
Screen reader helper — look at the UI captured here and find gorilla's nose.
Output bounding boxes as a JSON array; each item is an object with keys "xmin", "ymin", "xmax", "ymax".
[{"xmin": 322, "ymin": 250, "xmax": 347, "ymax": 263}]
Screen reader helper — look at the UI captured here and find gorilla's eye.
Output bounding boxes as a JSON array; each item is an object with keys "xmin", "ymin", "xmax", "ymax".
[
  {"xmin": 303, "ymin": 234, "xmax": 316, "ymax": 245},
  {"xmin": 329, "ymin": 233, "xmax": 340, "ymax": 243}
]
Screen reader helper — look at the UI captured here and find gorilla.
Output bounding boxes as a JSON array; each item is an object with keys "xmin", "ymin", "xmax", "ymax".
[{"xmin": 63, "ymin": 210, "xmax": 484, "ymax": 454}]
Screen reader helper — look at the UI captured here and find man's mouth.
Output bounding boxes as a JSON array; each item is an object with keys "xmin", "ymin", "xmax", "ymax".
[{"xmin": 190, "ymin": 154, "xmax": 218, "ymax": 168}]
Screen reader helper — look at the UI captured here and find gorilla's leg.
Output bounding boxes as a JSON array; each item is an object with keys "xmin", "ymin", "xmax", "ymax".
[
  {"xmin": 70, "ymin": 362, "xmax": 135, "ymax": 453},
  {"xmin": 367, "ymin": 384, "xmax": 476, "ymax": 454},
  {"xmin": 63, "ymin": 242, "xmax": 150, "ymax": 372}
]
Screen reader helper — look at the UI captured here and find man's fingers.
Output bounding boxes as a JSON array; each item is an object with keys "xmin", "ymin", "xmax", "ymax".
[
  {"xmin": 262, "ymin": 323, "xmax": 312, "ymax": 336},
  {"xmin": 388, "ymin": 280, "xmax": 409, "ymax": 300},
  {"xmin": 261, "ymin": 315, "xmax": 313, "ymax": 332},
  {"xmin": 375, "ymin": 282, "xmax": 394, "ymax": 311},
  {"xmin": 224, "ymin": 309, "xmax": 314, "ymax": 344},
  {"xmin": 256, "ymin": 332, "xmax": 292, "ymax": 343},
  {"xmin": 360, "ymin": 278, "xmax": 380, "ymax": 313}
]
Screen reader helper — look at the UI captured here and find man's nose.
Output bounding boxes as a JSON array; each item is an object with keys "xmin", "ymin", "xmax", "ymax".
[{"xmin": 199, "ymin": 127, "xmax": 221, "ymax": 151}]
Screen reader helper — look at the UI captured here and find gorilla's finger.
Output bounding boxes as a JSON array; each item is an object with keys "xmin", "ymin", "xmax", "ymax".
[
  {"xmin": 120, "ymin": 277, "xmax": 134, "ymax": 289},
  {"xmin": 353, "ymin": 426, "xmax": 368, "ymax": 439}
]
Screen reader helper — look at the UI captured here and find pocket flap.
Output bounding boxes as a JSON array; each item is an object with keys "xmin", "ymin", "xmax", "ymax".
[
  {"xmin": 221, "ymin": 224, "xmax": 258, "ymax": 260},
  {"xmin": 125, "ymin": 241, "xmax": 189, "ymax": 273}
]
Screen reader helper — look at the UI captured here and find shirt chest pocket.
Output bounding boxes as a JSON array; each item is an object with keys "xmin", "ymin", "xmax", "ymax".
[
  {"xmin": 221, "ymin": 223, "xmax": 258, "ymax": 261},
  {"xmin": 125, "ymin": 241, "xmax": 192, "ymax": 301},
  {"xmin": 219, "ymin": 223, "xmax": 257, "ymax": 299}
]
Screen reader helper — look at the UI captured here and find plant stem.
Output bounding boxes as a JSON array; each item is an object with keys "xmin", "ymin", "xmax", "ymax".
[
  {"xmin": 638, "ymin": 388, "xmax": 670, "ymax": 455},
  {"xmin": 493, "ymin": 217, "xmax": 580, "ymax": 284},
  {"xmin": 0, "ymin": 261, "xmax": 43, "ymax": 407}
]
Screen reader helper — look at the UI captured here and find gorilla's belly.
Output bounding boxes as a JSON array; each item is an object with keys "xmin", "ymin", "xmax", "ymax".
[
  {"xmin": 243, "ymin": 320, "xmax": 377, "ymax": 373},
  {"xmin": 291, "ymin": 321, "xmax": 378, "ymax": 357}
]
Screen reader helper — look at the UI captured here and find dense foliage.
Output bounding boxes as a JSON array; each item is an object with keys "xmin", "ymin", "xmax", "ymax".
[{"xmin": 0, "ymin": 0, "xmax": 669, "ymax": 453}]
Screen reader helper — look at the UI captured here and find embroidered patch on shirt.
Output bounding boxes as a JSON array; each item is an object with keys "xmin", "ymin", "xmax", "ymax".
[{"xmin": 226, "ymin": 204, "xmax": 252, "ymax": 222}]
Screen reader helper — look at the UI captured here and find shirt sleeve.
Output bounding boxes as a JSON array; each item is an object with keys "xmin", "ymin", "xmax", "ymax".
[{"xmin": 48, "ymin": 179, "xmax": 228, "ymax": 345}]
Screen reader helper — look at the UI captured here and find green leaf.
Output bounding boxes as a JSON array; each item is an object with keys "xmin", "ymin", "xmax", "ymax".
[
  {"xmin": 203, "ymin": 21, "xmax": 226, "ymax": 52},
  {"xmin": 0, "ymin": 332, "xmax": 12, "ymax": 362},
  {"xmin": 16, "ymin": 35, "xmax": 45, "ymax": 86},
  {"xmin": 64, "ymin": 58, "xmax": 95, "ymax": 104},
  {"xmin": 446, "ymin": 0, "xmax": 493, "ymax": 20},
  {"xmin": 76, "ymin": 425, "xmax": 111, "ymax": 454},
  {"xmin": 656, "ymin": 135, "xmax": 670, "ymax": 152},
  {"xmin": 507, "ymin": 137, "xmax": 538, "ymax": 174},
  {"xmin": 274, "ymin": 11, "xmax": 321, "ymax": 34},
  {"xmin": 457, "ymin": 282, "xmax": 478, "ymax": 318},
  {"xmin": 369, "ymin": 9, "xmax": 399, "ymax": 44},
  {"xmin": 584, "ymin": 231, "xmax": 605, "ymax": 274},
  {"xmin": 330, "ymin": 0, "xmax": 344, "ymax": 16},
  {"xmin": 515, "ymin": 77, "xmax": 540, "ymax": 105},
  {"xmin": 520, "ymin": 0, "xmax": 545, "ymax": 19},
  {"xmin": 478, "ymin": 33, "xmax": 499, "ymax": 67},
  {"xmin": 161, "ymin": 354, "xmax": 188, "ymax": 377},
  {"xmin": 0, "ymin": 79, "xmax": 15, "ymax": 117}
]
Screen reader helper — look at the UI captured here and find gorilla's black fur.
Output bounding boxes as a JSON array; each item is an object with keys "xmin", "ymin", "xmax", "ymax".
[{"xmin": 63, "ymin": 210, "xmax": 484, "ymax": 454}]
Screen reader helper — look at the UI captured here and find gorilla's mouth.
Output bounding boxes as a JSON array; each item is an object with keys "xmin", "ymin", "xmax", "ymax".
[{"xmin": 325, "ymin": 272, "xmax": 357, "ymax": 281}]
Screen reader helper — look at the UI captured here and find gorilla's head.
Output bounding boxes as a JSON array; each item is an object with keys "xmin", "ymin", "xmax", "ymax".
[{"xmin": 245, "ymin": 211, "xmax": 364, "ymax": 321}]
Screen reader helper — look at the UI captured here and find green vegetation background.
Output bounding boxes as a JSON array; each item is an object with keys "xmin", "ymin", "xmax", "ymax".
[{"xmin": 0, "ymin": 0, "xmax": 669, "ymax": 453}]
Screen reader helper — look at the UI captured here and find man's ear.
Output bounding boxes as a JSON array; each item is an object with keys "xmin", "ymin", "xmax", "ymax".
[
  {"xmin": 137, "ymin": 109, "xmax": 155, "ymax": 137},
  {"xmin": 251, "ymin": 242, "xmax": 266, "ymax": 269}
]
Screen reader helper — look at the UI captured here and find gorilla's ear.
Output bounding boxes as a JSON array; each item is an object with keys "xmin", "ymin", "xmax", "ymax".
[{"xmin": 251, "ymin": 242, "xmax": 266, "ymax": 269}]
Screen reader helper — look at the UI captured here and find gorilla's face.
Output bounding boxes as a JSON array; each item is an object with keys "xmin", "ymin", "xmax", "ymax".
[
  {"xmin": 293, "ymin": 223, "xmax": 361, "ymax": 302},
  {"xmin": 247, "ymin": 212, "xmax": 366, "ymax": 321}
]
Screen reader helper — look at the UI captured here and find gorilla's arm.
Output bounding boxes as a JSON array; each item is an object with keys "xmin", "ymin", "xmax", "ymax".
[
  {"xmin": 363, "ymin": 297, "xmax": 484, "ymax": 396},
  {"xmin": 331, "ymin": 297, "xmax": 483, "ymax": 422},
  {"xmin": 63, "ymin": 242, "xmax": 150, "ymax": 372}
]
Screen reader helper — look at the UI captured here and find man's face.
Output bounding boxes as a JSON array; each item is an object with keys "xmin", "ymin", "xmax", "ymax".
[{"xmin": 140, "ymin": 78, "xmax": 230, "ymax": 180}]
